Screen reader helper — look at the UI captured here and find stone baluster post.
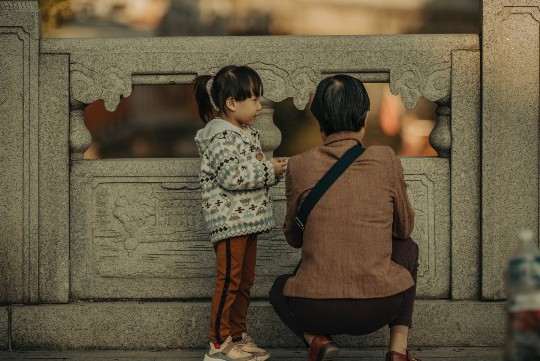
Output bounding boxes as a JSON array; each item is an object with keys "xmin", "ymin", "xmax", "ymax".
[
  {"xmin": 69, "ymin": 107, "xmax": 92, "ymax": 161},
  {"xmin": 257, "ymin": 99, "xmax": 281, "ymax": 158},
  {"xmin": 482, "ymin": 0, "xmax": 540, "ymax": 299},
  {"xmin": 0, "ymin": 0, "xmax": 41, "ymax": 304},
  {"xmin": 430, "ymin": 97, "xmax": 452, "ymax": 158}
]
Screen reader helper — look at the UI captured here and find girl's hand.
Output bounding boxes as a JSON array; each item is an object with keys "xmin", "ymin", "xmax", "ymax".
[{"xmin": 270, "ymin": 158, "xmax": 288, "ymax": 177}]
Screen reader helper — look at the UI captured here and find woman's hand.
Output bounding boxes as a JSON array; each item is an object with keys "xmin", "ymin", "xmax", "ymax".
[{"xmin": 270, "ymin": 157, "xmax": 288, "ymax": 177}]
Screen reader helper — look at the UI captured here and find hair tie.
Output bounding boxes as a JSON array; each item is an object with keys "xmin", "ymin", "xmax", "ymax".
[{"xmin": 206, "ymin": 77, "xmax": 219, "ymax": 112}]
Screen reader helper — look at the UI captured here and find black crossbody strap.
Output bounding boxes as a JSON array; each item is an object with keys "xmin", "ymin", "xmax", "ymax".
[{"xmin": 295, "ymin": 144, "xmax": 365, "ymax": 231}]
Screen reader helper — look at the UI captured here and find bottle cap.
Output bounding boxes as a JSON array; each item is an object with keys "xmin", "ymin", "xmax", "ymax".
[{"xmin": 518, "ymin": 229, "xmax": 534, "ymax": 243}]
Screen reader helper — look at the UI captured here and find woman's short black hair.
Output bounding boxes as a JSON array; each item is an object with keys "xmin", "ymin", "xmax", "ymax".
[{"xmin": 310, "ymin": 74, "xmax": 370, "ymax": 136}]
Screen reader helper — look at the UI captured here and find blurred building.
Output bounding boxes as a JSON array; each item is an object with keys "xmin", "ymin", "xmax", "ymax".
[{"xmin": 197, "ymin": 0, "xmax": 479, "ymax": 35}]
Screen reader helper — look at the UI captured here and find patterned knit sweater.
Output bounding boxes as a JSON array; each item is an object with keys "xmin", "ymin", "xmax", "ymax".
[{"xmin": 195, "ymin": 118, "xmax": 280, "ymax": 243}]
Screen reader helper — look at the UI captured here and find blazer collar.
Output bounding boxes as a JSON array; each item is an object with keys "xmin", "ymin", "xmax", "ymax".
[{"xmin": 323, "ymin": 131, "xmax": 364, "ymax": 147}]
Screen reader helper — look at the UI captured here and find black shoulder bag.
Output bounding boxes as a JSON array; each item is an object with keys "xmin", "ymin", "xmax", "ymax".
[
  {"xmin": 294, "ymin": 144, "xmax": 365, "ymax": 232},
  {"xmin": 292, "ymin": 144, "xmax": 365, "ymax": 274}
]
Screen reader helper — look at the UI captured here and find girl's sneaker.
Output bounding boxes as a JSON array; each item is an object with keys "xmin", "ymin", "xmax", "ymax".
[
  {"xmin": 235, "ymin": 333, "xmax": 270, "ymax": 361},
  {"xmin": 203, "ymin": 336, "xmax": 255, "ymax": 361}
]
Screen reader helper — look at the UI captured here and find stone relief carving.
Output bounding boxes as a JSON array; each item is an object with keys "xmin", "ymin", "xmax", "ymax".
[
  {"xmin": 71, "ymin": 170, "xmax": 445, "ymax": 298},
  {"xmin": 204, "ymin": 63, "xmax": 319, "ymax": 110},
  {"xmin": 92, "ymin": 181, "xmax": 209, "ymax": 278},
  {"xmin": 71, "ymin": 63, "xmax": 132, "ymax": 111},
  {"xmin": 499, "ymin": 6, "xmax": 540, "ymax": 22},
  {"xmin": 390, "ymin": 62, "xmax": 451, "ymax": 109},
  {"xmin": 405, "ymin": 175, "xmax": 435, "ymax": 279},
  {"xmin": 290, "ymin": 67, "xmax": 320, "ymax": 109},
  {"xmin": 112, "ymin": 194, "xmax": 156, "ymax": 253},
  {"xmin": 0, "ymin": 2, "xmax": 38, "ymax": 10},
  {"xmin": 86, "ymin": 180, "xmax": 296, "ymax": 280},
  {"xmin": 247, "ymin": 63, "xmax": 319, "ymax": 110},
  {"xmin": 86, "ymin": 175, "xmax": 436, "ymax": 281},
  {"xmin": 68, "ymin": 56, "xmax": 450, "ymax": 114}
]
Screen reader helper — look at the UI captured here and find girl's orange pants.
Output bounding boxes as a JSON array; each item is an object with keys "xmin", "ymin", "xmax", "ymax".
[{"xmin": 209, "ymin": 233, "xmax": 257, "ymax": 345}]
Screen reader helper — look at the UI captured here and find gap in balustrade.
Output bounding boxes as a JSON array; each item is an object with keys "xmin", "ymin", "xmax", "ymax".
[
  {"xmin": 273, "ymin": 83, "xmax": 437, "ymax": 157},
  {"xmin": 83, "ymin": 83, "xmax": 201, "ymax": 159},
  {"xmin": 82, "ymin": 83, "xmax": 436, "ymax": 159}
]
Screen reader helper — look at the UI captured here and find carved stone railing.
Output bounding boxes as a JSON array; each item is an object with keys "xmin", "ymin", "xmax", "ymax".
[
  {"xmin": 33, "ymin": 35, "xmax": 482, "ymax": 303},
  {"xmin": 41, "ymin": 35, "xmax": 478, "ymax": 159}
]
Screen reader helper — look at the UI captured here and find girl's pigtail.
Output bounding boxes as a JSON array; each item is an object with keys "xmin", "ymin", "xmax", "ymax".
[{"xmin": 194, "ymin": 75, "xmax": 214, "ymax": 123}]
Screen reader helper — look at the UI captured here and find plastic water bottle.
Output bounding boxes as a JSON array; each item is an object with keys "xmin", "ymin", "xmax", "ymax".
[{"xmin": 505, "ymin": 230, "xmax": 540, "ymax": 361}]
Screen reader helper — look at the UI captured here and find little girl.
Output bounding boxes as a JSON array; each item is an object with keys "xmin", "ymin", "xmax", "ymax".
[{"xmin": 194, "ymin": 65, "xmax": 286, "ymax": 361}]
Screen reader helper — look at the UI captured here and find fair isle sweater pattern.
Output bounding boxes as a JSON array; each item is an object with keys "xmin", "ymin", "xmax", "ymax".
[{"xmin": 195, "ymin": 118, "xmax": 278, "ymax": 243}]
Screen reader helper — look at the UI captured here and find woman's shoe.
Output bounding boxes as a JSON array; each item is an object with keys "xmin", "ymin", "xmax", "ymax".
[
  {"xmin": 307, "ymin": 335, "xmax": 340, "ymax": 361},
  {"xmin": 385, "ymin": 350, "xmax": 421, "ymax": 361}
]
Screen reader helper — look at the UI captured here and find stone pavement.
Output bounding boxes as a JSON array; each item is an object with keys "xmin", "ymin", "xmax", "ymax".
[{"xmin": 0, "ymin": 348, "xmax": 503, "ymax": 360}]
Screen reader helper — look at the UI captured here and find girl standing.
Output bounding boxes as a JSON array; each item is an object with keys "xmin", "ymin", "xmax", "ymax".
[{"xmin": 194, "ymin": 65, "xmax": 286, "ymax": 361}]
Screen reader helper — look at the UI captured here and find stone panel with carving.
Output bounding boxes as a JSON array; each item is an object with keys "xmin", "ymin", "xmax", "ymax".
[
  {"xmin": 403, "ymin": 158, "xmax": 451, "ymax": 297},
  {"xmin": 91, "ymin": 181, "xmax": 208, "ymax": 279},
  {"xmin": 70, "ymin": 160, "xmax": 297, "ymax": 299},
  {"xmin": 71, "ymin": 158, "xmax": 449, "ymax": 299}
]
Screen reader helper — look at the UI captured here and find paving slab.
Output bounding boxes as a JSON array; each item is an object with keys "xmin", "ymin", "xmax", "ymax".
[{"xmin": 0, "ymin": 347, "xmax": 503, "ymax": 360}]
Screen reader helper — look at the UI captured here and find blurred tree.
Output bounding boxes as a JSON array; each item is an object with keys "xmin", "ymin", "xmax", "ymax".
[{"xmin": 39, "ymin": 0, "xmax": 73, "ymax": 37}]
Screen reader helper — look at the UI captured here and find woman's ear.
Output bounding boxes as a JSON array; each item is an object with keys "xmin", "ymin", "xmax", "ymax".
[
  {"xmin": 225, "ymin": 97, "xmax": 236, "ymax": 112},
  {"xmin": 363, "ymin": 111, "xmax": 369, "ymax": 129},
  {"xmin": 359, "ymin": 112, "xmax": 369, "ymax": 140}
]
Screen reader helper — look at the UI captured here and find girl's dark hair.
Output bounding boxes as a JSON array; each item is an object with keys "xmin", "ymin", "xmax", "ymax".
[
  {"xmin": 193, "ymin": 65, "xmax": 264, "ymax": 123},
  {"xmin": 310, "ymin": 74, "xmax": 370, "ymax": 136}
]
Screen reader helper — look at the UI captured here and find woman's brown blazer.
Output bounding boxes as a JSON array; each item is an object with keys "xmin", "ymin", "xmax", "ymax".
[{"xmin": 282, "ymin": 131, "xmax": 415, "ymax": 299}]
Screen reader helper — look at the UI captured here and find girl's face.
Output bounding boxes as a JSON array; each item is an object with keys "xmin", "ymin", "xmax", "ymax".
[{"xmin": 225, "ymin": 93, "xmax": 262, "ymax": 128}]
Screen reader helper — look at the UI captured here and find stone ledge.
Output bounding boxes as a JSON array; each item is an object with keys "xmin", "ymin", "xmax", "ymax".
[{"xmin": 10, "ymin": 301, "xmax": 505, "ymax": 350}]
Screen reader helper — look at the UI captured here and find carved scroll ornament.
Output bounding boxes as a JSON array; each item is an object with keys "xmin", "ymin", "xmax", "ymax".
[
  {"xmin": 71, "ymin": 63, "xmax": 132, "ymax": 112},
  {"xmin": 69, "ymin": 58, "xmax": 450, "ymax": 114},
  {"xmin": 203, "ymin": 63, "xmax": 320, "ymax": 111},
  {"xmin": 390, "ymin": 62, "xmax": 451, "ymax": 109},
  {"xmin": 246, "ymin": 61, "xmax": 450, "ymax": 111}
]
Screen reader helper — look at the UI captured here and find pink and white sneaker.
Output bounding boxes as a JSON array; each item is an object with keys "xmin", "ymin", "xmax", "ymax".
[
  {"xmin": 203, "ymin": 336, "xmax": 255, "ymax": 361},
  {"xmin": 235, "ymin": 333, "xmax": 270, "ymax": 361}
]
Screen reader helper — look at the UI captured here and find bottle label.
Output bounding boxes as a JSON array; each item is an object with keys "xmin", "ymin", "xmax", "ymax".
[
  {"xmin": 508, "ymin": 292, "xmax": 540, "ymax": 313},
  {"xmin": 506, "ymin": 310, "xmax": 540, "ymax": 360},
  {"xmin": 508, "ymin": 310, "xmax": 540, "ymax": 332},
  {"xmin": 508, "ymin": 257, "xmax": 540, "ymax": 286}
]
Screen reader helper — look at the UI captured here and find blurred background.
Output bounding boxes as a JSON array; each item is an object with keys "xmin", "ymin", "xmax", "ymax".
[{"xmin": 39, "ymin": 0, "xmax": 480, "ymax": 159}]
